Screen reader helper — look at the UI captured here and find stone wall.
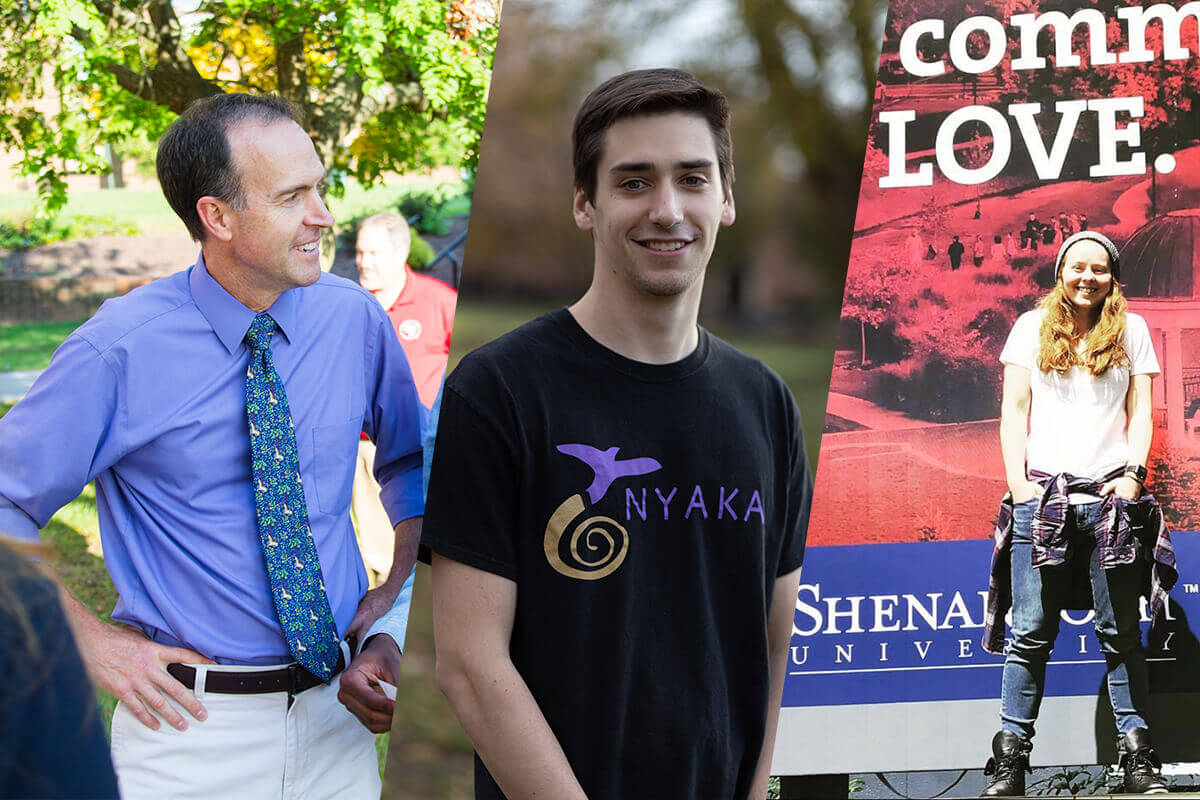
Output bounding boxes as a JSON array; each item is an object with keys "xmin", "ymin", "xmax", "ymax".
[{"xmin": 0, "ymin": 277, "xmax": 149, "ymax": 323}]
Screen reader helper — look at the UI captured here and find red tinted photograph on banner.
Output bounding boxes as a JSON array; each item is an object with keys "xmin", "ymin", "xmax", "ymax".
[
  {"xmin": 778, "ymin": 1, "xmax": 1200, "ymax": 784},
  {"xmin": 816, "ymin": 3, "xmax": 1200, "ymax": 547}
]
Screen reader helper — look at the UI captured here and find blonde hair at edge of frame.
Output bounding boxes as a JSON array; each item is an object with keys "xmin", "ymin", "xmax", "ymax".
[
  {"xmin": 1035, "ymin": 277, "xmax": 1131, "ymax": 376},
  {"xmin": 0, "ymin": 536, "xmax": 51, "ymax": 665}
]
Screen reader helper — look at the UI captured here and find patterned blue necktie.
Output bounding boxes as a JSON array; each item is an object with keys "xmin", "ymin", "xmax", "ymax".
[{"xmin": 245, "ymin": 313, "xmax": 340, "ymax": 681}]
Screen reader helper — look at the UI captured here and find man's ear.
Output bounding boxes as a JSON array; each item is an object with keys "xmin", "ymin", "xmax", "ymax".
[
  {"xmin": 720, "ymin": 187, "xmax": 736, "ymax": 227},
  {"xmin": 197, "ymin": 196, "xmax": 234, "ymax": 242},
  {"xmin": 573, "ymin": 186, "xmax": 595, "ymax": 233}
]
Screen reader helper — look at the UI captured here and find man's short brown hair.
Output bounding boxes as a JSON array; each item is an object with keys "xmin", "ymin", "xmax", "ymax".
[
  {"xmin": 157, "ymin": 93, "xmax": 301, "ymax": 241},
  {"xmin": 572, "ymin": 68, "xmax": 734, "ymax": 203}
]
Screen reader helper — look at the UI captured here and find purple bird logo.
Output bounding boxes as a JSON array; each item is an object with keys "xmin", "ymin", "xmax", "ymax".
[
  {"xmin": 555, "ymin": 444, "xmax": 662, "ymax": 503},
  {"xmin": 543, "ymin": 443, "xmax": 662, "ymax": 581}
]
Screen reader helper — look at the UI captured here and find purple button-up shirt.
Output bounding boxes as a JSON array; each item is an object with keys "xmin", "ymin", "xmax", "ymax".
[{"xmin": 0, "ymin": 257, "xmax": 425, "ymax": 664}]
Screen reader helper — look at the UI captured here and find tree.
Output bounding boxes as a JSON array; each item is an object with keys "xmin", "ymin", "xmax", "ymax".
[
  {"xmin": 841, "ymin": 261, "xmax": 909, "ymax": 365},
  {"xmin": 734, "ymin": 0, "xmax": 889, "ymax": 293},
  {"xmin": 0, "ymin": 0, "xmax": 497, "ymax": 214},
  {"xmin": 458, "ymin": 0, "xmax": 889, "ymax": 308},
  {"xmin": 1148, "ymin": 441, "xmax": 1200, "ymax": 532}
]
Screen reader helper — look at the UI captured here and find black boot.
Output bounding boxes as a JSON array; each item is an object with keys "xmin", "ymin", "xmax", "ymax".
[
  {"xmin": 981, "ymin": 731, "xmax": 1031, "ymax": 797},
  {"xmin": 1118, "ymin": 728, "xmax": 1167, "ymax": 794}
]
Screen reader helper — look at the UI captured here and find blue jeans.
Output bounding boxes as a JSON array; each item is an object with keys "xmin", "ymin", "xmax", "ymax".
[{"xmin": 1000, "ymin": 499, "xmax": 1149, "ymax": 740}]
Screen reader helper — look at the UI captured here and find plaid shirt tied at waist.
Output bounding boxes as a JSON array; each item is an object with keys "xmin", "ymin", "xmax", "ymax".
[{"xmin": 981, "ymin": 468, "xmax": 1178, "ymax": 655}]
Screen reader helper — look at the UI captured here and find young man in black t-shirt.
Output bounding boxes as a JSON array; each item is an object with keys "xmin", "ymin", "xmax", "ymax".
[{"xmin": 421, "ymin": 69, "xmax": 811, "ymax": 799}]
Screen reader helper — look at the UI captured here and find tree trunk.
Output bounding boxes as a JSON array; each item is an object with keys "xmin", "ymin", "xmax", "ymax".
[{"xmin": 275, "ymin": 31, "xmax": 311, "ymax": 123}]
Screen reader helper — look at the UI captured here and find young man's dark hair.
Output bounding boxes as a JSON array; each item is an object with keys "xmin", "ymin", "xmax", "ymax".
[
  {"xmin": 572, "ymin": 68, "xmax": 733, "ymax": 202},
  {"xmin": 157, "ymin": 93, "xmax": 301, "ymax": 241}
]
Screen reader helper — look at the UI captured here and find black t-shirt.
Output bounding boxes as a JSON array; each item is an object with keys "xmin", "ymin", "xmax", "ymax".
[{"xmin": 421, "ymin": 309, "xmax": 811, "ymax": 799}]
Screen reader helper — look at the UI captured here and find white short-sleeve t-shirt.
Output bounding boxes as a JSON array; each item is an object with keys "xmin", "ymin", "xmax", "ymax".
[{"xmin": 999, "ymin": 309, "xmax": 1160, "ymax": 480}]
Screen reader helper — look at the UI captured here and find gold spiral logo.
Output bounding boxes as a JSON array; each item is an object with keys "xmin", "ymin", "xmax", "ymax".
[{"xmin": 543, "ymin": 494, "xmax": 629, "ymax": 581}]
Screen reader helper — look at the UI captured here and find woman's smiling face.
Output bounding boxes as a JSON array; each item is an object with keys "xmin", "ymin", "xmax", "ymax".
[{"xmin": 1059, "ymin": 239, "xmax": 1113, "ymax": 312}]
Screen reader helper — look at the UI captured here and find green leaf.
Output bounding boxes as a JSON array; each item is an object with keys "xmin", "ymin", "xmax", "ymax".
[{"xmin": 0, "ymin": 0, "xmax": 496, "ymax": 218}]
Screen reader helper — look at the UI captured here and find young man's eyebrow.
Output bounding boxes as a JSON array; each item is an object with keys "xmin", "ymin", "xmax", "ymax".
[
  {"xmin": 609, "ymin": 158, "xmax": 715, "ymax": 174},
  {"xmin": 610, "ymin": 161, "xmax": 653, "ymax": 174}
]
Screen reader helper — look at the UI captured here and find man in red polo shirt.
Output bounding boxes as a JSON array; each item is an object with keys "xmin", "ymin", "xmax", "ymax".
[{"xmin": 353, "ymin": 212, "xmax": 457, "ymax": 581}]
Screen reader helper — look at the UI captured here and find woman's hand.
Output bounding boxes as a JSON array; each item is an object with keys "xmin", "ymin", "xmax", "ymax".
[
  {"xmin": 1100, "ymin": 476, "xmax": 1142, "ymax": 501},
  {"xmin": 1010, "ymin": 479, "xmax": 1043, "ymax": 504}
]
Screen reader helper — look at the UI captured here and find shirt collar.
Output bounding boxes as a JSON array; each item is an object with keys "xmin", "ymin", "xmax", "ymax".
[
  {"xmin": 386, "ymin": 266, "xmax": 415, "ymax": 310},
  {"xmin": 189, "ymin": 253, "xmax": 302, "ymax": 353}
]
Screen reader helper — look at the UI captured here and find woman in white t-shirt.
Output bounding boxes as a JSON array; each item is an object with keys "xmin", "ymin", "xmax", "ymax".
[{"xmin": 982, "ymin": 232, "xmax": 1166, "ymax": 796}]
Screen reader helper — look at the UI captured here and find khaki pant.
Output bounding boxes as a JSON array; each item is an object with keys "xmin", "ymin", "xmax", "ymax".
[
  {"xmin": 112, "ymin": 664, "xmax": 380, "ymax": 800},
  {"xmin": 351, "ymin": 439, "xmax": 395, "ymax": 583}
]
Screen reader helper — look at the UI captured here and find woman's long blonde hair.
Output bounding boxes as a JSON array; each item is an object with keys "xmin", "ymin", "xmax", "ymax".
[
  {"xmin": 0, "ymin": 537, "xmax": 50, "ymax": 663},
  {"xmin": 1035, "ymin": 279, "xmax": 1130, "ymax": 375}
]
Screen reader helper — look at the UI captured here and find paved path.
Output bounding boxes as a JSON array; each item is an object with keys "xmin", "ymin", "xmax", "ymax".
[
  {"xmin": 1111, "ymin": 144, "xmax": 1200, "ymax": 233},
  {"xmin": 0, "ymin": 369, "xmax": 39, "ymax": 403},
  {"xmin": 824, "ymin": 391, "xmax": 929, "ymax": 431}
]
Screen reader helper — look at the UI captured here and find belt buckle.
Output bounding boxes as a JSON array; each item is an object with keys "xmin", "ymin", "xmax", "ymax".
[{"xmin": 287, "ymin": 662, "xmax": 303, "ymax": 698}]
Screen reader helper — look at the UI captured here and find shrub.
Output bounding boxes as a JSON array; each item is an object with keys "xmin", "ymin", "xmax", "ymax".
[
  {"xmin": 396, "ymin": 185, "xmax": 462, "ymax": 236},
  {"xmin": 336, "ymin": 184, "xmax": 467, "ymax": 248},
  {"xmin": 871, "ymin": 353, "xmax": 1002, "ymax": 422},
  {"xmin": 0, "ymin": 214, "xmax": 139, "ymax": 250},
  {"xmin": 0, "ymin": 217, "xmax": 57, "ymax": 249},
  {"xmin": 408, "ymin": 234, "xmax": 435, "ymax": 270},
  {"xmin": 68, "ymin": 214, "xmax": 140, "ymax": 239},
  {"xmin": 976, "ymin": 271, "xmax": 1012, "ymax": 285},
  {"xmin": 1148, "ymin": 441, "xmax": 1200, "ymax": 532},
  {"xmin": 853, "ymin": 263, "xmax": 1040, "ymax": 422}
]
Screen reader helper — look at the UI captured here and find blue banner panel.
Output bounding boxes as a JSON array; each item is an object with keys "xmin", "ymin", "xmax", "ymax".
[{"xmin": 784, "ymin": 533, "xmax": 1198, "ymax": 709}]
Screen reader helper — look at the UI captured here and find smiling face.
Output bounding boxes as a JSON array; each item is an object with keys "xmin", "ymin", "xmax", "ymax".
[
  {"xmin": 221, "ymin": 118, "xmax": 333, "ymax": 299},
  {"xmin": 573, "ymin": 111, "xmax": 735, "ymax": 299},
  {"xmin": 1059, "ymin": 239, "xmax": 1113, "ymax": 314}
]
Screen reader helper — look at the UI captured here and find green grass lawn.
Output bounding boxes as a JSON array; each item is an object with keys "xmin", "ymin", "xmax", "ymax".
[
  {"xmin": 0, "ymin": 321, "xmax": 85, "ymax": 370},
  {"xmin": 0, "ymin": 189, "xmax": 180, "ymax": 233},
  {"xmin": 1, "ymin": 302, "xmax": 830, "ymax": 797}
]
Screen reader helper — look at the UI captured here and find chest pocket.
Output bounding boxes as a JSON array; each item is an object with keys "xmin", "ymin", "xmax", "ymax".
[{"xmin": 311, "ymin": 418, "xmax": 362, "ymax": 516}]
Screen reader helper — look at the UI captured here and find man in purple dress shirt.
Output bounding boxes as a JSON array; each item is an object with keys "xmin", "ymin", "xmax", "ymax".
[{"xmin": 0, "ymin": 95, "xmax": 424, "ymax": 798}]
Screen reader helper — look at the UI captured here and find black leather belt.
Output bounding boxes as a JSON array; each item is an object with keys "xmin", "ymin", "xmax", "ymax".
[{"xmin": 167, "ymin": 635, "xmax": 354, "ymax": 696}]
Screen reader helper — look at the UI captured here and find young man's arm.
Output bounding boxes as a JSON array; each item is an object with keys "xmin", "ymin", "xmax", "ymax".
[
  {"xmin": 432, "ymin": 553, "xmax": 588, "ymax": 799},
  {"xmin": 747, "ymin": 566, "xmax": 802, "ymax": 800}
]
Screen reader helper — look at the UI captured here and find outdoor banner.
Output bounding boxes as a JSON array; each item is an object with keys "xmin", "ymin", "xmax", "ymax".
[{"xmin": 774, "ymin": 0, "xmax": 1200, "ymax": 775}]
